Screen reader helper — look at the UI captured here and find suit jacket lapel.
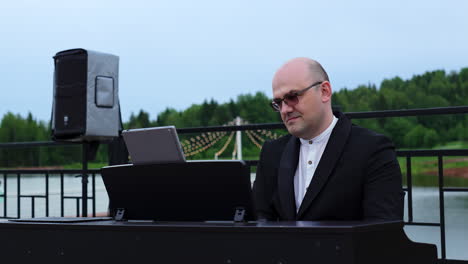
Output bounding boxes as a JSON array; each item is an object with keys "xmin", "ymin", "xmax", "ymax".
[
  {"xmin": 277, "ymin": 135, "xmax": 300, "ymax": 220},
  {"xmin": 297, "ymin": 113, "xmax": 352, "ymax": 218}
]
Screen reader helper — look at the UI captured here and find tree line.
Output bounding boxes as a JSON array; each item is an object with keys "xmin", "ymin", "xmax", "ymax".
[{"xmin": 1, "ymin": 68, "xmax": 467, "ymax": 167}]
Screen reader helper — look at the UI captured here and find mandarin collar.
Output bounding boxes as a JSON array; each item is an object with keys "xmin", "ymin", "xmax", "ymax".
[{"xmin": 299, "ymin": 116, "xmax": 338, "ymax": 146}]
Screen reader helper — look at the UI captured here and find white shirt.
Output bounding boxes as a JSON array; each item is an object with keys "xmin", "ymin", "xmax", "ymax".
[{"xmin": 294, "ymin": 116, "xmax": 338, "ymax": 211}]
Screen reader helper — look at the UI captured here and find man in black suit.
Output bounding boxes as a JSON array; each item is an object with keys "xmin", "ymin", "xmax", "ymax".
[{"xmin": 253, "ymin": 57, "xmax": 404, "ymax": 221}]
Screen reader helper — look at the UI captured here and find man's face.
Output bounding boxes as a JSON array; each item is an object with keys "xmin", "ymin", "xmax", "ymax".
[{"xmin": 273, "ymin": 80, "xmax": 327, "ymax": 139}]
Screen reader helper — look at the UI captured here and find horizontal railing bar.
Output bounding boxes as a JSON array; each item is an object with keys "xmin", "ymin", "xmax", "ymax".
[
  {"xmin": 0, "ymin": 141, "xmax": 75, "ymax": 148},
  {"xmin": 0, "ymin": 140, "xmax": 111, "ymax": 149},
  {"xmin": 397, "ymin": 149, "xmax": 468, "ymax": 156},
  {"xmin": 345, "ymin": 106, "xmax": 468, "ymax": 119},
  {"xmin": 443, "ymin": 259, "xmax": 468, "ymax": 264},
  {"xmin": 404, "ymin": 222, "xmax": 441, "ymax": 227},
  {"xmin": 402, "ymin": 187, "xmax": 468, "ymax": 192},
  {"xmin": 443, "ymin": 187, "xmax": 468, "ymax": 192},
  {"xmin": 63, "ymin": 196, "xmax": 95, "ymax": 199},
  {"xmin": 0, "ymin": 169, "xmax": 100, "ymax": 174},
  {"xmin": 19, "ymin": 195, "xmax": 47, "ymax": 198}
]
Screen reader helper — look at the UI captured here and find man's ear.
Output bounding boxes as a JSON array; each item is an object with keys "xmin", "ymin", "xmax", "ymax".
[{"xmin": 320, "ymin": 81, "xmax": 332, "ymax": 103}]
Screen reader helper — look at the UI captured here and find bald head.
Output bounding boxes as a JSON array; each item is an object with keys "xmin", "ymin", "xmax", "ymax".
[
  {"xmin": 272, "ymin": 57, "xmax": 329, "ymax": 89},
  {"xmin": 271, "ymin": 57, "xmax": 334, "ymax": 139}
]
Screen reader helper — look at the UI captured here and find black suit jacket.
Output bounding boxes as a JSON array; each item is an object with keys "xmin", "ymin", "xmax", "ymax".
[{"xmin": 253, "ymin": 111, "xmax": 404, "ymax": 221}]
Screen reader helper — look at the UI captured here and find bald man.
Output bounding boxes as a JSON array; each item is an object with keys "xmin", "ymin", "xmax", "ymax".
[{"xmin": 252, "ymin": 58, "xmax": 404, "ymax": 221}]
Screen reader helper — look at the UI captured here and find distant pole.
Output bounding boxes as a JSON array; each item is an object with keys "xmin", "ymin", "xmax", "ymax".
[{"xmin": 236, "ymin": 116, "xmax": 242, "ymax": 160}]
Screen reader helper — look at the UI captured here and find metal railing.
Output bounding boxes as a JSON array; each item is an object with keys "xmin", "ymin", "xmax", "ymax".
[
  {"xmin": 0, "ymin": 142, "xmax": 101, "ymax": 218},
  {"xmin": 1, "ymin": 105, "xmax": 468, "ymax": 263},
  {"xmin": 0, "ymin": 169, "xmax": 99, "ymax": 218}
]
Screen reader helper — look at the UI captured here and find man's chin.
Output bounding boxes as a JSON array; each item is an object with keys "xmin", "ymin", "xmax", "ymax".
[{"xmin": 286, "ymin": 124, "xmax": 303, "ymax": 138}]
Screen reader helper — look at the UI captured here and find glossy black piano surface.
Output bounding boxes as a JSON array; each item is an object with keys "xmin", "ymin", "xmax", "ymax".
[{"xmin": 0, "ymin": 219, "xmax": 436, "ymax": 264}]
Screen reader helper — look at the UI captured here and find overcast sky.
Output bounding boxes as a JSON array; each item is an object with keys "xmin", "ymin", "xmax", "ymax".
[{"xmin": 1, "ymin": 0, "xmax": 467, "ymax": 123}]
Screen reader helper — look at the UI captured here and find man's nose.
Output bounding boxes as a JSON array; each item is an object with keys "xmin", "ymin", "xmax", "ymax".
[{"xmin": 280, "ymin": 101, "xmax": 294, "ymax": 114}]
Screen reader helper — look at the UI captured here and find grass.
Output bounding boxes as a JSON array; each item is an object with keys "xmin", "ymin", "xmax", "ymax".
[{"xmin": 434, "ymin": 141, "xmax": 468, "ymax": 149}]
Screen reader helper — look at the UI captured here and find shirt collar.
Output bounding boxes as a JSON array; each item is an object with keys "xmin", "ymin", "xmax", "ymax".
[{"xmin": 299, "ymin": 116, "xmax": 338, "ymax": 146}]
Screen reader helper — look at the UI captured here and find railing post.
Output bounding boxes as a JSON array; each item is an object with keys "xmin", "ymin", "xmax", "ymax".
[
  {"xmin": 82, "ymin": 142, "xmax": 89, "ymax": 217},
  {"xmin": 438, "ymin": 155, "xmax": 446, "ymax": 260},
  {"xmin": 406, "ymin": 156, "xmax": 413, "ymax": 222},
  {"xmin": 17, "ymin": 173, "xmax": 20, "ymax": 219},
  {"xmin": 92, "ymin": 173, "xmax": 96, "ymax": 217},
  {"xmin": 31, "ymin": 197, "xmax": 35, "ymax": 218},
  {"xmin": 45, "ymin": 172, "xmax": 49, "ymax": 217},
  {"xmin": 60, "ymin": 173, "xmax": 64, "ymax": 217},
  {"xmin": 3, "ymin": 174, "xmax": 7, "ymax": 217}
]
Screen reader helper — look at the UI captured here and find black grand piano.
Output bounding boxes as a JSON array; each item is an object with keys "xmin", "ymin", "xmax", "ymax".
[
  {"xmin": 0, "ymin": 162, "xmax": 437, "ymax": 264},
  {"xmin": 0, "ymin": 219, "xmax": 436, "ymax": 264}
]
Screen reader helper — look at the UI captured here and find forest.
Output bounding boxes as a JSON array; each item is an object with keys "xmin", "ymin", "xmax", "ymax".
[{"xmin": 1, "ymin": 68, "xmax": 467, "ymax": 167}]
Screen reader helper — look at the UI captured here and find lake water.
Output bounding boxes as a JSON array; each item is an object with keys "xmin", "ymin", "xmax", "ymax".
[
  {"xmin": 0, "ymin": 174, "xmax": 467, "ymax": 261},
  {"xmin": 403, "ymin": 187, "xmax": 468, "ymax": 260}
]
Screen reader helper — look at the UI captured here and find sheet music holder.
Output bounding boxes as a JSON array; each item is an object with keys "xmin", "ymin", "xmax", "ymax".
[{"xmin": 101, "ymin": 161, "xmax": 254, "ymax": 221}]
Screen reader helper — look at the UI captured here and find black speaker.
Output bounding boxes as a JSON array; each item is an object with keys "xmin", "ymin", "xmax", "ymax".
[{"xmin": 51, "ymin": 49, "xmax": 121, "ymax": 142}]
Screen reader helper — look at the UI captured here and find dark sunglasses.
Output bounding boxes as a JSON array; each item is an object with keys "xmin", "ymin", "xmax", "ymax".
[{"xmin": 270, "ymin": 81, "xmax": 324, "ymax": 112}]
